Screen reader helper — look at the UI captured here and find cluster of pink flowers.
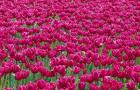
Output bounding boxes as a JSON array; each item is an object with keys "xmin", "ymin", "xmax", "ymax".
[{"xmin": 0, "ymin": 0, "xmax": 140, "ymax": 90}]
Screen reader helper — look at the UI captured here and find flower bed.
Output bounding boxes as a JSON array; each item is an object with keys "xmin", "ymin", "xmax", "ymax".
[{"xmin": 0, "ymin": 0, "xmax": 140, "ymax": 90}]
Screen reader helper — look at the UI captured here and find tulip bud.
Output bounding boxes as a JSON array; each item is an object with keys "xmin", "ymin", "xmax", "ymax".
[
  {"xmin": 37, "ymin": 79, "xmax": 46, "ymax": 89},
  {"xmin": 126, "ymin": 81, "xmax": 136, "ymax": 90},
  {"xmin": 78, "ymin": 82, "xmax": 86, "ymax": 90},
  {"xmin": 18, "ymin": 85, "xmax": 27, "ymax": 90},
  {"xmin": 73, "ymin": 66, "xmax": 80, "ymax": 74}
]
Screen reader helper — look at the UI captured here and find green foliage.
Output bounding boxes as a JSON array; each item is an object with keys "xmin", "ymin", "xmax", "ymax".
[
  {"xmin": 15, "ymin": 32, "xmax": 22, "ymax": 39},
  {"xmin": 136, "ymin": 57, "xmax": 140, "ymax": 65}
]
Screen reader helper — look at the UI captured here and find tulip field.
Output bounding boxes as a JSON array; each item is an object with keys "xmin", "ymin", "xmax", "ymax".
[{"xmin": 0, "ymin": 0, "xmax": 140, "ymax": 90}]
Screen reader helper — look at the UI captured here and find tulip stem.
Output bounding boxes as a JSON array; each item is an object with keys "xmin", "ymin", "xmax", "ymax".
[
  {"xmin": 75, "ymin": 74, "xmax": 80, "ymax": 90},
  {"xmin": 137, "ymin": 83, "xmax": 140, "ymax": 89},
  {"xmin": 33, "ymin": 73, "xmax": 35, "ymax": 81},
  {"xmin": 2, "ymin": 75, "xmax": 7, "ymax": 89},
  {"xmin": 85, "ymin": 83, "xmax": 89, "ymax": 90},
  {"xmin": 9, "ymin": 74, "xmax": 11, "ymax": 87},
  {"xmin": 0, "ymin": 79, "xmax": 2, "ymax": 90},
  {"xmin": 16, "ymin": 80, "xmax": 19, "ymax": 88}
]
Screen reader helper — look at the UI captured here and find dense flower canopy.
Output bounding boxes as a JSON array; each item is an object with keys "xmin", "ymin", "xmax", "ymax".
[{"xmin": 0, "ymin": 0, "xmax": 140, "ymax": 90}]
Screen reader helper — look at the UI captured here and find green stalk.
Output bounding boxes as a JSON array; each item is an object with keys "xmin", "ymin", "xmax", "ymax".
[
  {"xmin": 9, "ymin": 74, "xmax": 11, "ymax": 87},
  {"xmin": 16, "ymin": 80, "xmax": 19, "ymax": 88},
  {"xmin": 2, "ymin": 75, "xmax": 7, "ymax": 89},
  {"xmin": 75, "ymin": 74, "xmax": 80, "ymax": 90},
  {"xmin": 85, "ymin": 83, "xmax": 89, "ymax": 90},
  {"xmin": 137, "ymin": 83, "xmax": 140, "ymax": 89},
  {"xmin": 136, "ymin": 57, "xmax": 140, "ymax": 65},
  {"xmin": 87, "ymin": 63, "xmax": 94, "ymax": 73},
  {"xmin": 108, "ymin": 49, "xmax": 112, "ymax": 57},
  {"xmin": 32, "ymin": 73, "xmax": 35, "ymax": 81},
  {"xmin": 0, "ymin": 79, "xmax": 2, "ymax": 90},
  {"xmin": 99, "ymin": 44, "xmax": 104, "ymax": 56}
]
